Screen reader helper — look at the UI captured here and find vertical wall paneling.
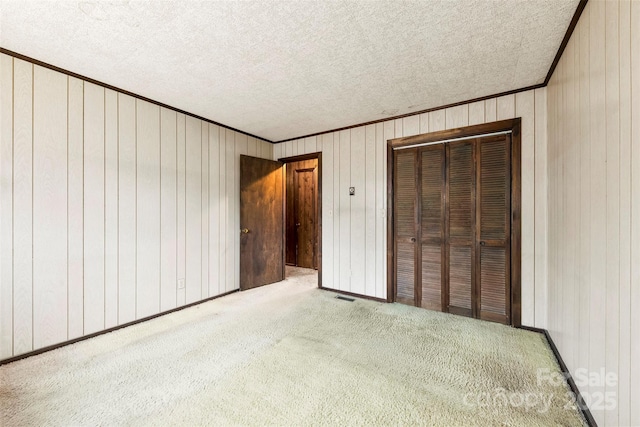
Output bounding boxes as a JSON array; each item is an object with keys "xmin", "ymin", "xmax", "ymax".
[
  {"xmin": 445, "ymin": 104, "xmax": 468, "ymax": 129},
  {"xmin": 209, "ymin": 125, "xmax": 220, "ymax": 296},
  {"xmin": 224, "ymin": 130, "xmax": 234, "ymax": 291},
  {"xmin": 402, "ymin": 115, "xmax": 419, "ymax": 137},
  {"xmin": 496, "ymin": 94, "xmax": 515, "ymax": 120},
  {"xmin": 577, "ymin": 15, "xmax": 591, "ymax": 394},
  {"xmin": 548, "ymin": 59, "xmax": 557, "ymax": 338},
  {"xmin": 604, "ymin": 2, "xmax": 620, "ymax": 424},
  {"xmin": 1, "ymin": 51, "xmax": 275, "ymax": 359},
  {"xmin": 516, "ymin": 90, "xmax": 535, "ymax": 327},
  {"xmin": 338, "ymin": 130, "xmax": 351, "ymax": 291},
  {"xmin": 104, "ymin": 89, "xmax": 118, "ymax": 328},
  {"xmin": 12, "ymin": 59, "xmax": 33, "ymax": 354},
  {"xmin": 32, "ymin": 66, "xmax": 68, "ymax": 348},
  {"xmin": 468, "ymin": 101, "xmax": 485, "ymax": 126},
  {"xmin": 565, "ymin": 35, "xmax": 578, "ymax": 373},
  {"xmin": 546, "ymin": 1, "xmax": 638, "ymax": 423},
  {"xmin": 350, "ymin": 127, "xmax": 365, "ymax": 295},
  {"xmin": 394, "ymin": 118, "xmax": 403, "ymax": 138},
  {"xmin": 630, "ymin": 2, "xmax": 640, "ymax": 425},
  {"xmin": 304, "ymin": 136, "xmax": 316, "ymax": 153},
  {"xmin": 0, "ymin": 54, "xmax": 13, "ymax": 357},
  {"xmin": 185, "ymin": 117, "xmax": 202, "ymax": 302},
  {"xmin": 485, "ymin": 98, "xmax": 497, "ymax": 122},
  {"xmin": 534, "ymin": 88, "xmax": 548, "ymax": 329},
  {"xmin": 273, "ymin": 142, "xmax": 282, "ymax": 160},
  {"xmin": 375, "ymin": 123, "xmax": 386, "ymax": 298},
  {"xmin": 428, "ymin": 109, "xmax": 445, "ymax": 133},
  {"xmin": 618, "ymin": 1, "xmax": 631, "ymax": 424},
  {"xmin": 364, "ymin": 125, "xmax": 376, "ymax": 296},
  {"xmin": 247, "ymin": 136, "xmax": 257, "ymax": 157},
  {"xmin": 160, "ymin": 108, "xmax": 177, "ymax": 311},
  {"xmin": 419, "ymin": 113, "xmax": 429, "ymax": 134},
  {"xmin": 83, "ymin": 82, "xmax": 105, "ymax": 335},
  {"xmin": 262, "ymin": 140, "xmax": 272, "ymax": 159},
  {"xmin": 588, "ymin": 3, "xmax": 607, "ymax": 423},
  {"xmin": 321, "ymin": 133, "xmax": 334, "ymax": 288},
  {"xmin": 201, "ymin": 123, "xmax": 209, "ymax": 298},
  {"xmin": 218, "ymin": 128, "xmax": 227, "ymax": 293},
  {"xmin": 136, "ymin": 100, "xmax": 161, "ymax": 318},
  {"xmin": 176, "ymin": 114, "xmax": 186, "ymax": 306},
  {"xmin": 383, "ymin": 120, "xmax": 395, "ymax": 297},
  {"xmin": 333, "ymin": 132, "xmax": 341, "ymax": 289},
  {"xmin": 118, "ymin": 94, "xmax": 137, "ymax": 323}
]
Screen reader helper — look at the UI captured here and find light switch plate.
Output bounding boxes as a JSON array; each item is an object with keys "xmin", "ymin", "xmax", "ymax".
[{"xmin": 177, "ymin": 278, "xmax": 185, "ymax": 289}]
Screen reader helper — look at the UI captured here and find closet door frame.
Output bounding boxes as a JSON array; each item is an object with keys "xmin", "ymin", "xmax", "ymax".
[{"xmin": 386, "ymin": 118, "xmax": 521, "ymax": 327}]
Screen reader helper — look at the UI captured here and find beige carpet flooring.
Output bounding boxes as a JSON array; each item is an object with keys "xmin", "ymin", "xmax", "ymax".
[{"xmin": 1, "ymin": 267, "xmax": 585, "ymax": 426}]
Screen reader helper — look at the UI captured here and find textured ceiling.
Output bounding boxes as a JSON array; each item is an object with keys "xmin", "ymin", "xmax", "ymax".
[{"xmin": 0, "ymin": 0, "xmax": 579, "ymax": 142}]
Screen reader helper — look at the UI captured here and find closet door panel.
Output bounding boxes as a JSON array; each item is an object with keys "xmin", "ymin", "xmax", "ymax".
[
  {"xmin": 477, "ymin": 135, "xmax": 511, "ymax": 324},
  {"xmin": 420, "ymin": 146, "xmax": 444, "ymax": 310},
  {"xmin": 394, "ymin": 150, "xmax": 417, "ymax": 305},
  {"xmin": 446, "ymin": 141, "xmax": 475, "ymax": 316}
]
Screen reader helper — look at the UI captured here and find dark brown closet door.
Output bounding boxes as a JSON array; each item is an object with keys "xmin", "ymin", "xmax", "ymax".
[
  {"xmin": 477, "ymin": 134, "xmax": 511, "ymax": 324},
  {"xmin": 420, "ymin": 146, "xmax": 445, "ymax": 311},
  {"xmin": 446, "ymin": 141, "xmax": 475, "ymax": 317},
  {"xmin": 394, "ymin": 150, "xmax": 418, "ymax": 305},
  {"xmin": 391, "ymin": 132, "xmax": 513, "ymax": 325}
]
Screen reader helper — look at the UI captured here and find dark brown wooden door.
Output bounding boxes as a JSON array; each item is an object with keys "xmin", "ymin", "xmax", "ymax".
[
  {"xmin": 239, "ymin": 155, "xmax": 284, "ymax": 290},
  {"xmin": 392, "ymin": 133, "xmax": 512, "ymax": 325},
  {"xmin": 294, "ymin": 168, "xmax": 317, "ymax": 268},
  {"xmin": 285, "ymin": 159, "xmax": 318, "ymax": 268}
]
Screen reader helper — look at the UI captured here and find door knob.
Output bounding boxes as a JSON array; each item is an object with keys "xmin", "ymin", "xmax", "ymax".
[
  {"xmin": 480, "ymin": 241, "xmax": 486, "ymax": 246},
  {"xmin": 241, "ymin": 228, "xmax": 250, "ymax": 234},
  {"xmin": 410, "ymin": 237, "xmax": 416, "ymax": 242}
]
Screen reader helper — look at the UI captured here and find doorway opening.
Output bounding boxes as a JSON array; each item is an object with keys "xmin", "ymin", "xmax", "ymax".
[
  {"xmin": 239, "ymin": 153, "xmax": 322, "ymax": 291},
  {"xmin": 280, "ymin": 153, "xmax": 322, "ymax": 283}
]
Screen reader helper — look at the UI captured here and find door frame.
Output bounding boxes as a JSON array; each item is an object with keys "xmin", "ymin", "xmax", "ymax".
[
  {"xmin": 278, "ymin": 152, "xmax": 323, "ymax": 288},
  {"xmin": 386, "ymin": 118, "xmax": 522, "ymax": 326}
]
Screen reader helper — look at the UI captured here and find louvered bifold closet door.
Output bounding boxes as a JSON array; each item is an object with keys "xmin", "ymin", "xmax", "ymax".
[
  {"xmin": 446, "ymin": 141, "xmax": 475, "ymax": 317},
  {"xmin": 394, "ymin": 150, "xmax": 418, "ymax": 305},
  {"xmin": 477, "ymin": 134, "xmax": 511, "ymax": 324},
  {"xmin": 420, "ymin": 146, "xmax": 445, "ymax": 311}
]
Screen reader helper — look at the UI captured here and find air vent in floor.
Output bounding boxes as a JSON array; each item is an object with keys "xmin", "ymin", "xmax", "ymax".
[{"xmin": 335, "ymin": 295, "xmax": 355, "ymax": 302}]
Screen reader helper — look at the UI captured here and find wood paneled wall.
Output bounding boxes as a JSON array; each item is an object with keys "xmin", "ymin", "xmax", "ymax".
[
  {"xmin": 0, "ymin": 53, "xmax": 273, "ymax": 359},
  {"xmin": 274, "ymin": 88, "xmax": 548, "ymax": 330},
  {"xmin": 547, "ymin": 1, "xmax": 639, "ymax": 425}
]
